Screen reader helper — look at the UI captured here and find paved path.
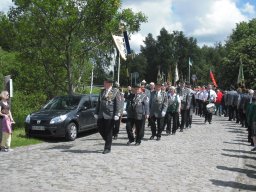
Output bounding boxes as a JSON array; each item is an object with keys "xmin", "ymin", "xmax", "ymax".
[{"xmin": 0, "ymin": 115, "xmax": 255, "ymax": 192}]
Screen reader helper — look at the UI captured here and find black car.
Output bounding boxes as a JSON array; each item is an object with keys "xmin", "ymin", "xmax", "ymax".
[{"xmin": 25, "ymin": 94, "xmax": 98, "ymax": 141}]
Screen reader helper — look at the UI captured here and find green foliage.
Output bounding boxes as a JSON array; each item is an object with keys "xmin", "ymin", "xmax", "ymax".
[
  {"xmin": 224, "ymin": 19, "xmax": 256, "ymax": 89},
  {"xmin": 140, "ymin": 29, "xmax": 199, "ymax": 84},
  {"xmin": 3, "ymin": 0, "xmax": 146, "ymax": 95},
  {"xmin": 11, "ymin": 128, "xmax": 42, "ymax": 148},
  {"xmin": 11, "ymin": 91, "xmax": 47, "ymax": 127}
]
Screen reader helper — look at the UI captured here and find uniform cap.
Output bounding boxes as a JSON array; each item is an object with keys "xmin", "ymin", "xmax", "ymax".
[
  {"xmin": 104, "ymin": 78, "xmax": 113, "ymax": 83},
  {"xmin": 134, "ymin": 83, "xmax": 142, "ymax": 88}
]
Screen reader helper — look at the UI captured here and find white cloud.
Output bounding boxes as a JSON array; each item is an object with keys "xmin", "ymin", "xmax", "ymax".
[
  {"xmin": 0, "ymin": 0, "xmax": 13, "ymax": 13},
  {"xmin": 191, "ymin": 0, "xmax": 247, "ymax": 44},
  {"xmin": 122, "ymin": 0, "xmax": 254, "ymax": 52},
  {"xmin": 242, "ymin": 2, "xmax": 255, "ymax": 15}
]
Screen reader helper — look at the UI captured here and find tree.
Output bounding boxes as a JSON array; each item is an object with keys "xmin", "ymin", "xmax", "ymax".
[
  {"xmin": 223, "ymin": 19, "xmax": 256, "ymax": 89},
  {"xmin": 5, "ymin": 0, "xmax": 147, "ymax": 95}
]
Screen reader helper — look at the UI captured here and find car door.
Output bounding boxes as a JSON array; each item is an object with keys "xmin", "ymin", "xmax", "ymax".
[{"xmin": 78, "ymin": 96, "xmax": 95, "ymax": 130}]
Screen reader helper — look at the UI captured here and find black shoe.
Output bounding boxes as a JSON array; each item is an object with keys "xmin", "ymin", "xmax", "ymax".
[
  {"xmin": 166, "ymin": 131, "xmax": 170, "ymax": 135},
  {"xmin": 127, "ymin": 141, "xmax": 134, "ymax": 145},
  {"xmin": 180, "ymin": 129, "xmax": 183, "ymax": 132},
  {"xmin": 149, "ymin": 136, "xmax": 154, "ymax": 140},
  {"xmin": 172, "ymin": 132, "xmax": 176, "ymax": 135},
  {"xmin": 156, "ymin": 137, "xmax": 161, "ymax": 141},
  {"xmin": 102, "ymin": 149, "xmax": 111, "ymax": 154},
  {"xmin": 113, "ymin": 135, "xmax": 118, "ymax": 140},
  {"xmin": 135, "ymin": 142, "xmax": 141, "ymax": 146},
  {"xmin": 251, "ymin": 147, "xmax": 256, "ymax": 151},
  {"xmin": 209, "ymin": 121, "xmax": 212, "ymax": 124}
]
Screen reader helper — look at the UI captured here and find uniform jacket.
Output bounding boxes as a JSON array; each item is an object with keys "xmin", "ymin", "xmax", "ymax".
[
  {"xmin": 167, "ymin": 93, "xmax": 180, "ymax": 113},
  {"xmin": 226, "ymin": 90, "xmax": 238, "ymax": 106},
  {"xmin": 179, "ymin": 87, "xmax": 192, "ymax": 110},
  {"xmin": 95, "ymin": 87, "xmax": 121, "ymax": 119},
  {"xmin": 149, "ymin": 90, "xmax": 168, "ymax": 118},
  {"xmin": 127, "ymin": 92, "xmax": 149, "ymax": 120}
]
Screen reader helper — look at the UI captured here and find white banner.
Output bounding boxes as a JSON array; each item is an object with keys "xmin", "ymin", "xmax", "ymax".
[
  {"xmin": 174, "ymin": 64, "xmax": 179, "ymax": 82},
  {"xmin": 112, "ymin": 34, "xmax": 127, "ymax": 61}
]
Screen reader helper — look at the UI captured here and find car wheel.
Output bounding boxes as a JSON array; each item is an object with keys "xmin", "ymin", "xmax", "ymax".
[{"xmin": 65, "ymin": 122, "xmax": 77, "ymax": 141}]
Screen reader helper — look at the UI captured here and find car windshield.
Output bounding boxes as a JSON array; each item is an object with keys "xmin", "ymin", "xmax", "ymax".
[{"xmin": 42, "ymin": 96, "xmax": 81, "ymax": 110}]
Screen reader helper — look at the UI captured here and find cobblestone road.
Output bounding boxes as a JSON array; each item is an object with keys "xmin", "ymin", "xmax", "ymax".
[{"xmin": 0, "ymin": 115, "xmax": 255, "ymax": 192}]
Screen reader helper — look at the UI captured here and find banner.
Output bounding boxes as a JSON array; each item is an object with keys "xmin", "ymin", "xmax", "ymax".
[
  {"xmin": 189, "ymin": 57, "xmax": 192, "ymax": 66},
  {"xmin": 112, "ymin": 34, "xmax": 127, "ymax": 60},
  {"xmin": 174, "ymin": 64, "xmax": 179, "ymax": 82},
  {"xmin": 237, "ymin": 62, "xmax": 244, "ymax": 85},
  {"xmin": 123, "ymin": 31, "xmax": 131, "ymax": 55},
  {"xmin": 210, "ymin": 70, "xmax": 218, "ymax": 87}
]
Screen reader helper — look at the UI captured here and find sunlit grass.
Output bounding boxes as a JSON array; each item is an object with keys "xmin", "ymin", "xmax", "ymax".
[{"xmin": 10, "ymin": 128, "xmax": 42, "ymax": 148}]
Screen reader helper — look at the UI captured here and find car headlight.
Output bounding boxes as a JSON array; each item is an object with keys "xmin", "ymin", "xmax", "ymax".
[
  {"xmin": 25, "ymin": 115, "xmax": 31, "ymax": 123},
  {"xmin": 50, "ymin": 114, "xmax": 67, "ymax": 124}
]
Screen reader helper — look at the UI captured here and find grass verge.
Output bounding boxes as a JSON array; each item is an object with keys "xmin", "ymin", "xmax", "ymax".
[{"xmin": 11, "ymin": 128, "xmax": 42, "ymax": 148}]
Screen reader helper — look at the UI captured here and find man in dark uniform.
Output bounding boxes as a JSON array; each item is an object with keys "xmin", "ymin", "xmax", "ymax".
[
  {"xmin": 140, "ymin": 80, "xmax": 150, "ymax": 139},
  {"xmin": 178, "ymin": 82, "xmax": 191, "ymax": 131},
  {"xmin": 126, "ymin": 84, "xmax": 149, "ymax": 146},
  {"xmin": 94, "ymin": 78, "xmax": 121, "ymax": 154},
  {"xmin": 227, "ymin": 86, "xmax": 237, "ymax": 121},
  {"xmin": 166, "ymin": 86, "xmax": 181, "ymax": 135},
  {"xmin": 112, "ymin": 83, "xmax": 124, "ymax": 140},
  {"xmin": 149, "ymin": 82, "xmax": 168, "ymax": 140}
]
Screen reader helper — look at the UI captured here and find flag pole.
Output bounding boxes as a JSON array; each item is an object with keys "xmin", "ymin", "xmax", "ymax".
[
  {"xmin": 117, "ymin": 51, "xmax": 120, "ymax": 85},
  {"xmin": 189, "ymin": 62, "xmax": 190, "ymax": 83}
]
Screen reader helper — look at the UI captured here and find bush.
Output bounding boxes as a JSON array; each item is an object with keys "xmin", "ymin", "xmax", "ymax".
[{"xmin": 11, "ymin": 91, "xmax": 47, "ymax": 127}]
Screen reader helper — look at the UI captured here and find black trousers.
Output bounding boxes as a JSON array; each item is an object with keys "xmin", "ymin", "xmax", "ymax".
[
  {"xmin": 198, "ymin": 100, "xmax": 204, "ymax": 116},
  {"xmin": 180, "ymin": 109, "xmax": 189, "ymax": 129},
  {"xmin": 113, "ymin": 117, "xmax": 121, "ymax": 136},
  {"xmin": 228, "ymin": 106, "xmax": 235, "ymax": 120},
  {"xmin": 150, "ymin": 116, "xmax": 164, "ymax": 137},
  {"xmin": 204, "ymin": 102, "xmax": 213, "ymax": 123},
  {"xmin": 166, "ymin": 112, "xmax": 178, "ymax": 134},
  {"xmin": 126, "ymin": 118, "xmax": 145, "ymax": 143},
  {"xmin": 98, "ymin": 118, "xmax": 114, "ymax": 150}
]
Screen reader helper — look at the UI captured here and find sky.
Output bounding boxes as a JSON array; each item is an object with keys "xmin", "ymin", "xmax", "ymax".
[
  {"xmin": 122, "ymin": 0, "xmax": 256, "ymax": 52},
  {"xmin": 1, "ymin": 0, "xmax": 255, "ymax": 53}
]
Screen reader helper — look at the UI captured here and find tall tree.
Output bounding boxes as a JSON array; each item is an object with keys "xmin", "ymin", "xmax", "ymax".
[
  {"xmin": 5, "ymin": 0, "xmax": 147, "ymax": 94},
  {"xmin": 223, "ymin": 19, "xmax": 256, "ymax": 89}
]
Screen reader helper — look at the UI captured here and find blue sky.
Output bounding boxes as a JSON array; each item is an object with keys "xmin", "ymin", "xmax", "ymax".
[
  {"xmin": 122, "ymin": 0, "xmax": 256, "ymax": 52},
  {"xmin": 1, "ymin": 0, "xmax": 255, "ymax": 53}
]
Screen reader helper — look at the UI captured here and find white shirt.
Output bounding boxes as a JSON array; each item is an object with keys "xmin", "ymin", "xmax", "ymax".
[
  {"xmin": 198, "ymin": 90, "xmax": 205, "ymax": 100},
  {"xmin": 203, "ymin": 89, "xmax": 217, "ymax": 102}
]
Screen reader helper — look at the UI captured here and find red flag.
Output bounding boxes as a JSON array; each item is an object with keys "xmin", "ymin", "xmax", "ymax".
[{"xmin": 210, "ymin": 70, "xmax": 218, "ymax": 87}]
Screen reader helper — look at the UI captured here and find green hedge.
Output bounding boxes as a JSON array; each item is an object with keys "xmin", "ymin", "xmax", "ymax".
[{"xmin": 11, "ymin": 91, "xmax": 47, "ymax": 127}]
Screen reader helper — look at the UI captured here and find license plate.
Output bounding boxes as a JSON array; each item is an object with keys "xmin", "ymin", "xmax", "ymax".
[{"xmin": 32, "ymin": 126, "xmax": 45, "ymax": 131}]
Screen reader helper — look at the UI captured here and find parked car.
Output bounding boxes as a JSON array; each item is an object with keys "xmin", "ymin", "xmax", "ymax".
[{"xmin": 25, "ymin": 94, "xmax": 99, "ymax": 141}]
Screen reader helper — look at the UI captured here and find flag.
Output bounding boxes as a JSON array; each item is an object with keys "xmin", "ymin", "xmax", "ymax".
[
  {"xmin": 210, "ymin": 69, "xmax": 218, "ymax": 87},
  {"xmin": 112, "ymin": 34, "xmax": 127, "ymax": 60},
  {"xmin": 174, "ymin": 63, "xmax": 179, "ymax": 82},
  {"xmin": 189, "ymin": 57, "xmax": 192, "ymax": 66},
  {"xmin": 123, "ymin": 31, "xmax": 131, "ymax": 55},
  {"xmin": 237, "ymin": 62, "xmax": 244, "ymax": 85}
]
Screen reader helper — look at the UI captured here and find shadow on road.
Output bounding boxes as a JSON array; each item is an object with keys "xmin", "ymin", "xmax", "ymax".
[
  {"xmin": 216, "ymin": 165, "xmax": 256, "ymax": 179},
  {"xmin": 210, "ymin": 179, "xmax": 256, "ymax": 191}
]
